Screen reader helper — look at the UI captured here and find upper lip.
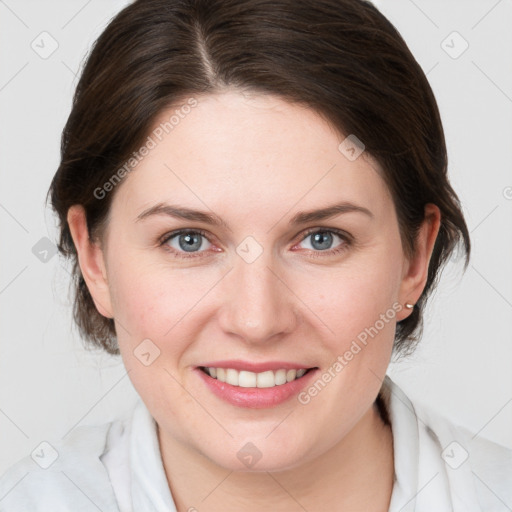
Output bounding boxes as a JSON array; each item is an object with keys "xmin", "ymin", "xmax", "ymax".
[{"xmin": 198, "ymin": 360, "xmax": 318, "ymax": 373}]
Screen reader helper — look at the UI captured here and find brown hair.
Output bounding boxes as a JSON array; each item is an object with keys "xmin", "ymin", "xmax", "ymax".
[{"xmin": 47, "ymin": 0, "xmax": 470, "ymax": 357}]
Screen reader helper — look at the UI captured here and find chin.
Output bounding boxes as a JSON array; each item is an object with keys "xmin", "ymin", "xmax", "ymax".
[{"xmin": 200, "ymin": 438, "xmax": 313, "ymax": 473}]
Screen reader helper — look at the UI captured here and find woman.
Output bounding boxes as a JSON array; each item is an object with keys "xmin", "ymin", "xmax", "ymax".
[{"xmin": 1, "ymin": 0, "xmax": 510, "ymax": 510}]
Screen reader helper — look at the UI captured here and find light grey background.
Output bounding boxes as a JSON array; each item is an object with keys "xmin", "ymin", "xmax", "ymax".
[{"xmin": 1, "ymin": 0, "xmax": 511, "ymax": 475}]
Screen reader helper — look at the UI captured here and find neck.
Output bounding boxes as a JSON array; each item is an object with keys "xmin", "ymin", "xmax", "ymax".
[{"xmin": 158, "ymin": 399, "xmax": 394, "ymax": 512}]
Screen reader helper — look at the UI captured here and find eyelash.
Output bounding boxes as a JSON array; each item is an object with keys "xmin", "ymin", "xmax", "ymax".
[{"xmin": 158, "ymin": 227, "xmax": 352, "ymax": 260}]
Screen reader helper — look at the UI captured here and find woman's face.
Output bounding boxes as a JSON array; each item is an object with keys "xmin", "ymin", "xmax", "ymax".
[{"xmin": 81, "ymin": 91, "xmax": 424, "ymax": 471}]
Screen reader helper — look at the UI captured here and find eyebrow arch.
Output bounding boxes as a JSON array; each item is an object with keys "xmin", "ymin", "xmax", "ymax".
[{"xmin": 135, "ymin": 201, "xmax": 374, "ymax": 228}]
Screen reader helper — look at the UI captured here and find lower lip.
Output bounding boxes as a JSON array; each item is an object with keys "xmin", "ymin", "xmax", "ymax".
[{"xmin": 195, "ymin": 367, "xmax": 319, "ymax": 409}]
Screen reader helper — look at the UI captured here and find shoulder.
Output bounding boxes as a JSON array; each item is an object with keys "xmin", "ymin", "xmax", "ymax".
[
  {"xmin": 0, "ymin": 415, "xmax": 129, "ymax": 511},
  {"xmin": 412, "ymin": 394, "xmax": 512, "ymax": 509}
]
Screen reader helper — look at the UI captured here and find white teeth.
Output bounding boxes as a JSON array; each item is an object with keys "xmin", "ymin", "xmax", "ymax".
[
  {"xmin": 225, "ymin": 368, "xmax": 239, "ymax": 386},
  {"xmin": 204, "ymin": 367, "xmax": 310, "ymax": 388},
  {"xmin": 286, "ymin": 369, "xmax": 297, "ymax": 382},
  {"xmin": 274, "ymin": 369, "xmax": 287, "ymax": 385},
  {"xmin": 256, "ymin": 370, "xmax": 274, "ymax": 388},
  {"xmin": 239, "ymin": 370, "xmax": 257, "ymax": 387}
]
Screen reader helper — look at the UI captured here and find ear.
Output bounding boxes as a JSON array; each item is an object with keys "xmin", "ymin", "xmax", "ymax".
[
  {"xmin": 396, "ymin": 203, "xmax": 441, "ymax": 321},
  {"xmin": 67, "ymin": 205, "xmax": 114, "ymax": 319}
]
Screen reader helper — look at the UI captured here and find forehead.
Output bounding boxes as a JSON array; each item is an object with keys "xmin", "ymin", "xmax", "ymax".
[{"xmin": 112, "ymin": 91, "xmax": 392, "ymax": 223}]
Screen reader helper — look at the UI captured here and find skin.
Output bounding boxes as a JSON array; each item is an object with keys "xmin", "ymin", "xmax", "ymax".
[{"xmin": 68, "ymin": 90, "xmax": 441, "ymax": 511}]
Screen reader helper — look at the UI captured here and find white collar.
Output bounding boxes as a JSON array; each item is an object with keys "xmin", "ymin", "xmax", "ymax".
[{"xmin": 383, "ymin": 374, "xmax": 480, "ymax": 511}]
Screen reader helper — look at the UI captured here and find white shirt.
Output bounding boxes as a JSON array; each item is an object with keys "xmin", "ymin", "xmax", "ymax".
[{"xmin": 1, "ymin": 375, "xmax": 511, "ymax": 511}]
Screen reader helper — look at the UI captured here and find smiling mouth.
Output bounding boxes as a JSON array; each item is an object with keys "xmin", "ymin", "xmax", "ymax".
[{"xmin": 198, "ymin": 366, "xmax": 317, "ymax": 388}]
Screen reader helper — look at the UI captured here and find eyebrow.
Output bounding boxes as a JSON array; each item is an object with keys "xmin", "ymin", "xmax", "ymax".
[{"xmin": 135, "ymin": 201, "xmax": 374, "ymax": 228}]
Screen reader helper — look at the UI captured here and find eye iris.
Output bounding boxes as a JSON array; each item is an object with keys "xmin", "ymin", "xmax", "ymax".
[
  {"xmin": 311, "ymin": 231, "xmax": 333, "ymax": 251},
  {"xmin": 179, "ymin": 232, "xmax": 202, "ymax": 252}
]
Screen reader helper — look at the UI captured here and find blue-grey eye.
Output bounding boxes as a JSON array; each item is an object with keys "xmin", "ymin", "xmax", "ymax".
[
  {"xmin": 166, "ymin": 231, "xmax": 211, "ymax": 253},
  {"xmin": 301, "ymin": 231, "xmax": 343, "ymax": 251}
]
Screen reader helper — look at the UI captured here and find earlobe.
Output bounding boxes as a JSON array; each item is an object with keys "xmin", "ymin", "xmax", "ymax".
[
  {"xmin": 397, "ymin": 204, "xmax": 441, "ymax": 321},
  {"xmin": 67, "ymin": 205, "xmax": 114, "ymax": 319}
]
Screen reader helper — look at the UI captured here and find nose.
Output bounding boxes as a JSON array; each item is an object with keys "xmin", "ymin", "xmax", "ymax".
[{"xmin": 217, "ymin": 252, "xmax": 301, "ymax": 345}]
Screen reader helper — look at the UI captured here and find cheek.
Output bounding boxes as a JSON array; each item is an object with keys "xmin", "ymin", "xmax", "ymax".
[
  {"xmin": 110, "ymin": 264, "xmax": 192, "ymax": 341},
  {"xmin": 110, "ymin": 268, "xmax": 167, "ymax": 339},
  {"xmin": 107, "ymin": 251, "xmax": 222, "ymax": 359},
  {"xmin": 109, "ymin": 259, "xmax": 208, "ymax": 411},
  {"xmin": 302, "ymin": 243, "xmax": 403, "ymax": 377}
]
